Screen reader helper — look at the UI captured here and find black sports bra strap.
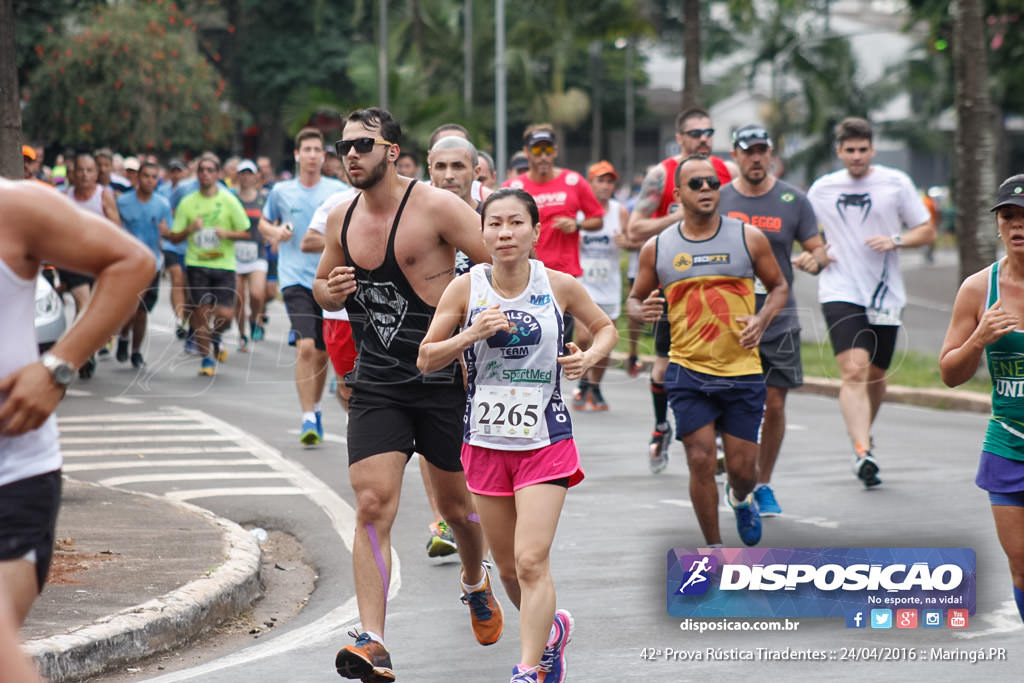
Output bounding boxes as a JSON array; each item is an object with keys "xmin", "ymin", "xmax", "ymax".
[{"xmin": 385, "ymin": 180, "xmax": 417, "ymax": 258}]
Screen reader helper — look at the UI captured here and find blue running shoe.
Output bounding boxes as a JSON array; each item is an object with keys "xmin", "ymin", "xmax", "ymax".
[
  {"xmin": 726, "ymin": 484, "xmax": 762, "ymax": 546},
  {"xmin": 198, "ymin": 356, "xmax": 216, "ymax": 377},
  {"xmin": 753, "ymin": 485, "xmax": 782, "ymax": 517},
  {"xmin": 315, "ymin": 410, "xmax": 323, "ymax": 440},
  {"xmin": 300, "ymin": 418, "xmax": 321, "ymax": 446},
  {"xmin": 509, "ymin": 665, "xmax": 539, "ymax": 683},
  {"xmin": 539, "ymin": 609, "xmax": 574, "ymax": 683}
]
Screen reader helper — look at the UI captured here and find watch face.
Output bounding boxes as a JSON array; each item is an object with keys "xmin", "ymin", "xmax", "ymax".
[{"xmin": 53, "ymin": 365, "xmax": 75, "ymax": 385}]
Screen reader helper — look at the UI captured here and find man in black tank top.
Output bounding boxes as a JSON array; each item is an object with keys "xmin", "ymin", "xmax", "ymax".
[{"xmin": 313, "ymin": 108, "xmax": 495, "ymax": 680}]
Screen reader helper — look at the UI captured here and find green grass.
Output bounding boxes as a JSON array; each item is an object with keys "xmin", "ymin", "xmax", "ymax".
[{"xmin": 609, "ymin": 317, "xmax": 991, "ymax": 395}]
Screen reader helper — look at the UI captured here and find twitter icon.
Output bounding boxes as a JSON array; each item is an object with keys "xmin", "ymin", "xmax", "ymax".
[{"xmin": 871, "ymin": 609, "xmax": 892, "ymax": 629}]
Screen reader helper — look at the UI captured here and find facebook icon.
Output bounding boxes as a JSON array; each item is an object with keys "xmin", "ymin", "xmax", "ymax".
[{"xmin": 846, "ymin": 610, "xmax": 866, "ymax": 629}]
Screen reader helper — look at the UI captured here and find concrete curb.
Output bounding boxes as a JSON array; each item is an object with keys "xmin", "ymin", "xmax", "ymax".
[
  {"xmin": 607, "ymin": 351, "xmax": 992, "ymax": 414},
  {"xmin": 23, "ymin": 486, "xmax": 262, "ymax": 683}
]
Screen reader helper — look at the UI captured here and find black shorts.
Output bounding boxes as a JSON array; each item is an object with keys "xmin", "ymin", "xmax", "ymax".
[
  {"xmin": 0, "ymin": 470, "xmax": 62, "ymax": 591},
  {"xmin": 57, "ymin": 268, "xmax": 93, "ymax": 291},
  {"xmin": 821, "ymin": 301, "xmax": 899, "ymax": 371},
  {"xmin": 187, "ymin": 266, "xmax": 236, "ymax": 309},
  {"xmin": 282, "ymin": 286, "xmax": 325, "ymax": 351},
  {"xmin": 563, "ymin": 311, "xmax": 575, "ymax": 345},
  {"xmin": 138, "ymin": 275, "xmax": 160, "ymax": 313},
  {"xmin": 266, "ymin": 254, "xmax": 278, "ymax": 282},
  {"xmin": 759, "ymin": 328, "xmax": 803, "ymax": 389},
  {"xmin": 162, "ymin": 249, "xmax": 184, "ymax": 270},
  {"xmin": 347, "ymin": 381, "xmax": 465, "ymax": 471}
]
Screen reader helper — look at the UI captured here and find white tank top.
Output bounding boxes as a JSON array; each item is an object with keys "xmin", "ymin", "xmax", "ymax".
[
  {"xmin": 578, "ymin": 198, "xmax": 623, "ymax": 315},
  {"xmin": 0, "ymin": 258, "xmax": 61, "ymax": 486},
  {"xmin": 66, "ymin": 184, "xmax": 106, "ymax": 217},
  {"xmin": 463, "ymin": 261, "xmax": 572, "ymax": 450}
]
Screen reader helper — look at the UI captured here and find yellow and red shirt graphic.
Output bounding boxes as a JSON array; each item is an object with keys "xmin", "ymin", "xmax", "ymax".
[{"xmin": 664, "ymin": 274, "xmax": 761, "ymax": 376}]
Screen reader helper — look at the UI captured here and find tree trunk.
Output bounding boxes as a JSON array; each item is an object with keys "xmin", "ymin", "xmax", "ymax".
[
  {"xmin": 952, "ymin": 0, "xmax": 998, "ymax": 282},
  {"xmin": 681, "ymin": 0, "xmax": 702, "ymax": 109},
  {"xmin": 0, "ymin": 0, "xmax": 23, "ymax": 179}
]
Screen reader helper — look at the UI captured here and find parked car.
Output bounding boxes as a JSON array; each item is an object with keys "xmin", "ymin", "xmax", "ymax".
[{"xmin": 35, "ymin": 266, "xmax": 66, "ymax": 352}]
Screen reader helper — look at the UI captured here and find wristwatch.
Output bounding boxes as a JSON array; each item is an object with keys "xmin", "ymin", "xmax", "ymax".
[
  {"xmin": 41, "ymin": 352, "xmax": 75, "ymax": 388},
  {"xmin": 891, "ymin": 234, "xmax": 904, "ymax": 248}
]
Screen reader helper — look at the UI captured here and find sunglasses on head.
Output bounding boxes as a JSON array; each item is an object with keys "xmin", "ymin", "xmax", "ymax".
[
  {"xmin": 334, "ymin": 137, "xmax": 393, "ymax": 156},
  {"xmin": 529, "ymin": 143, "xmax": 555, "ymax": 156},
  {"xmin": 683, "ymin": 128, "xmax": 715, "ymax": 139},
  {"xmin": 687, "ymin": 175, "xmax": 721, "ymax": 191}
]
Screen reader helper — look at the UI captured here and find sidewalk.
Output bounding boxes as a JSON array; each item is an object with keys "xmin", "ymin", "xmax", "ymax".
[
  {"xmin": 19, "ymin": 367, "xmax": 989, "ymax": 682},
  {"xmin": 21, "ymin": 479, "xmax": 262, "ymax": 683}
]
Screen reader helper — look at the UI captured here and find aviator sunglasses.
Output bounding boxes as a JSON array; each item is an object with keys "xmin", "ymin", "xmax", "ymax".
[
  {"xmin": 334, "ymin": 137, "xmax": 393, "ymax": 156},
  {"xmin": 687, "ymin": 176, "xmax": 721, "ymax": 191}
]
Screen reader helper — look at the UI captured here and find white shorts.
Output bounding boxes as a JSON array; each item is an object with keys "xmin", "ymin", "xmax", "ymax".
[{"xmin": 235, "ymin": 258, "xmax": 268, "ymax": 275}]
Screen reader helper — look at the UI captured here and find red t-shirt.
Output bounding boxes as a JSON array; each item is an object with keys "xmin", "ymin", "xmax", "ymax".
[
  {"xmin": 503, "ymin": 169, "xmax": 604, "ymax": 276},
  {"xmin": 655, "ymin": 155, "xmax": 732, "ymax": 218}
]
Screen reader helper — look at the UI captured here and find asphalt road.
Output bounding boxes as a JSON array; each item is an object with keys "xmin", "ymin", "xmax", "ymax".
[{"xmin": 56, "ymin": 247, "xmax": 1022, "ymax": 682}]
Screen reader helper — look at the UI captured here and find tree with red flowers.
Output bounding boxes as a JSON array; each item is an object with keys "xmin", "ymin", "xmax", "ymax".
[{"xmin": 22, "ymin": 0, "xmax": 228, "ymax": 152}]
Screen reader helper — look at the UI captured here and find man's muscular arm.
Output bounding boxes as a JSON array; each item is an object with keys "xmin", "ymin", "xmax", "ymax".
[{"xmin": 627, "ymin": 164, "xmax": 681, "ymax": 241}]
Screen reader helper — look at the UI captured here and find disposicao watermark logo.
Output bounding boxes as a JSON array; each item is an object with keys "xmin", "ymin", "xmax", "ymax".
[{"xmin": 667, "ymin": 548, "xmax": 975, "ymax": 620}]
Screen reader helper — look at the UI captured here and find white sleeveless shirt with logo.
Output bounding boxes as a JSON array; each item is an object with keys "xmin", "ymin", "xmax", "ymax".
[
  {"xmin": 579, "ymin": 198, "xmax": 623, "ymax": 317},
  {"xmin": 0, "ymin": 258, "xmax": 61, "ymax": 486},
  {"xmin": 463, "ymin": 261, "xmax": 572, "ymax": 450}
]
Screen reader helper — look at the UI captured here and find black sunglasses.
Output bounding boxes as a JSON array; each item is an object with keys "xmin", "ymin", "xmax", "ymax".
[
  {"xmin": 334, "ymin": 137, "xmax": 393, "ymax": 156},
  {"xmin": 687, "ymin": 175, "xmax": 721, "ymax": 191},
  {"xmin": 683, "ymin": 128, "xmax": 715, "ymax": 139}
]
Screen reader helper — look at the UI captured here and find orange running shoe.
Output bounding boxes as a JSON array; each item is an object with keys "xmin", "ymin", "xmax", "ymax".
[
  {"xmin": 460, "ymin": 565, "xmax": 504, "ymax": 645},
  {"xmin": 335, "ymin": 631, "xmax": 395, "ymax": 682}
]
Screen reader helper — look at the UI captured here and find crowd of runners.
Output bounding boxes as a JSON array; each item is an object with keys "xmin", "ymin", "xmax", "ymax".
[{"xmin": 10, "ymin": 106, "xmax": 1024, "ymax": 683}]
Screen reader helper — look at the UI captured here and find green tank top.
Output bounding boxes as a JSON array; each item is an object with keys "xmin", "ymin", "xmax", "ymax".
[{"xmin": 983, "ymin": 261, "xmax": 1024, "ymax": 462}]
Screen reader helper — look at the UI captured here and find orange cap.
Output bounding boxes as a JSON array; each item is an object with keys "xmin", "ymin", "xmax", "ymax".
[
  {"xmin": 22, "ymin": 145, "xmax": 37, "ymax": 161},
  {"xmin": 587, "ymin": 160, "xmax": 618, "ymax": 181}
]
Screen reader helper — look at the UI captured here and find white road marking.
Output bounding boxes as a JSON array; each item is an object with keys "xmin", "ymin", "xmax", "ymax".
[
  {"xmin": 62, "ymin": 446, "xmax": 250, "ymax": 457},
  {"xmin": 659, "ymin": 499, "xmax": 839, "ymax": 529},
  {"xmin": 284, "ymin": 428, "xmax": 347, "ymax": 445},
  {"xmin": 165, "ymin": 487, "xmax": 307, "ymax": 501},
  {"xmin": 138, "ymin": 408, "xmax": 394, "ymax": 680},
  {"xmin": 99, "ymin": 472, "xmax": 292, "ymax": 487},
  {"xmin": 65, "ymin": 389, "xmax": 93, "ymax": 397},
  {"xmin": 59, "ymin": 424, "xmax": 213, "ymax": 432},
  {"xmin": 60, "ymin": 435, "xmax": 235, "ymax": 445},
  {"xmin": 105, "ymin": 396, "xmax": 144, "ymax": 405},
  {"xmin": 59, "ymin": 413, "xmax": 195, "ymax": 423},
  {"xmin": 63, "ymin": 459, "xmax": 264, "ymax": 472}
]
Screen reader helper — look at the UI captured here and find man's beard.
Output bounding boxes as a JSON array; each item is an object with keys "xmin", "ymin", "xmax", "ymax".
[{"xmin": 350, "ymin": 155, "xmax": 389, "ymax": 190}]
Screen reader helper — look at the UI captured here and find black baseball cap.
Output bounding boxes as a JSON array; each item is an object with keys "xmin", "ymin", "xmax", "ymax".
[
  {"xmin": 991, "ymin": 176, "xmax": 1024, "ymax": 212},
  {"xmin": 732, "ymin": 125, "xmax": 772, "ymax": 151}
]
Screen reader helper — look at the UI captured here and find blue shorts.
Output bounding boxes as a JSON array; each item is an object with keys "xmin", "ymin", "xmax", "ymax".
[
  {"xmin": 976, "ymin": 450, "xmax": 1024, "ymax": 506},
  {"xmin": 664, "ymin": 363, "xmax": 765, "ymax": 442}
]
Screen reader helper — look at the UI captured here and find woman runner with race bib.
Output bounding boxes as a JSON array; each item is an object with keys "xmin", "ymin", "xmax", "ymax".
[{"xmin": 418, "ymin": 187, "xmax": 617, "ymax": 683}]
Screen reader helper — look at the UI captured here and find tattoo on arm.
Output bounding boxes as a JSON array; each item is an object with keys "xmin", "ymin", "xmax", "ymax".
[
  {"xmin": 634, "ymin": 167, "xmax": 666, "ymax": 217},
  {"xmin": 425, "ymin": 267, "xmax": 455, "ymax": 281}
]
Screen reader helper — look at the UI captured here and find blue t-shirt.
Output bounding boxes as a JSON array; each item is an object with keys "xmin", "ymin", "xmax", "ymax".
[
  {"xmin": 117, "ymin": 190, "xmax": 173, "ymax": 273},
  {"xmin": 262, "ymin": 176, "xmax": 349, "ymax": 289}
]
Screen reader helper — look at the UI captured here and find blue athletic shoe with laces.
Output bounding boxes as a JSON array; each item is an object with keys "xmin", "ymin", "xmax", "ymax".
[
  {"xmin": 300, "ymin": 418, "xmax": 321, "ymax": 446},
  {"xmin": 509, "ymin": 665, "xmax": 539, "ymax": 682},
  {"xmin": 753, "ymin": 484, "xmax": 782, "ymax": 517},
  {"xmin": 315, "ymin": 410, "xmax": 323, "ymax": 440},
  {"xmin": 539, "ymin": 609, "xmax": 574, "ymax": 682},
  {"xmin": 726, "ymin": 484, "xmax": 762, "ymax": 546}
]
